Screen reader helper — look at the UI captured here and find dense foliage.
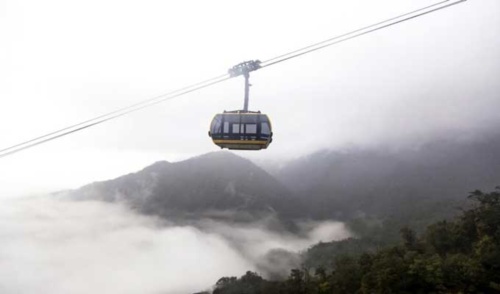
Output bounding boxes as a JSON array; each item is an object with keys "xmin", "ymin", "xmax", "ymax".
[
  {"xmin": 211, "ymin": 188, "xmax": 500, "ymax": 293},
  {"xmin": 304, "ymin": 197, "xmax": 461, "ymax": 270}
]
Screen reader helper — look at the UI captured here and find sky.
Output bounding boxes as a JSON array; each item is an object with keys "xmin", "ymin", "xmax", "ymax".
[{"xmin": 1, "ymin": 0, "xmax": 500, "ymax": 197}]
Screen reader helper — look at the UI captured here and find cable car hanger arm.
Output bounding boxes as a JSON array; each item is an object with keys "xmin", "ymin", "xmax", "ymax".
[{"xmin": 227, "ymin": 60, "xmax": 262, "ymax": 112}]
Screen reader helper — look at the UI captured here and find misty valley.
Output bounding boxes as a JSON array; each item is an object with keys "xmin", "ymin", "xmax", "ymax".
[
  {"xmin": 2, "ymin": 0, "xmax": 498, "ymax": 292},
  {"xmin": 2, "ymin": 134, "xmax": 499, "ymax": 293}
]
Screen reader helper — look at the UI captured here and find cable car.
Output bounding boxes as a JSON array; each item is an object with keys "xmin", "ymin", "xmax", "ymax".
[
  {"xmin": 208, "ymin": 60, "xmax": 273, "ymax": 150},
  {"xmin": 209, "ymin": 110, "xmax": 272, "ymax": 150}
]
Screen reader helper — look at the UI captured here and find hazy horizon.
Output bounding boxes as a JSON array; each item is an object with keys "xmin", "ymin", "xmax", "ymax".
[
  {"xmin": 1, "ymin": 1, "xmax": 499, "ymax": 292},
  {"xmin": 1, "ymin": 0, "xmax": 499, "ymax": 198}
]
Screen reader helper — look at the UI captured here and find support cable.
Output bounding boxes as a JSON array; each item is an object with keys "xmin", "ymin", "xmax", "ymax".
[
  {"xmin": 0, "ymin": 75, "xmax": 231, "ymax": 159},
  {"xmin": 0, "ymin": 73, "xmax": 229, "ymax": 155},
  {"xmin": 260, "ymin": 0, "xmax": 467, "ymax": 68},
  {"xmin": 260, "ymin": 0, "xmax": 452, "ymax": 66},
  {"xmin": 0, "ymin": 0, "xmax": 467, "ymax": 159}
]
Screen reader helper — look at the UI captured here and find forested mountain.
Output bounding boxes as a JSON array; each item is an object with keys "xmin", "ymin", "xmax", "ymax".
[
  {"xmin": 65, "ymin": 134, "xmax": 500, "ymax": 226},
  {"xmin": 62, "ymin": 135, "xmax": 500, "ymax": 292},
  {"xmin": 66, "ymin": 152, "xmax": 300, "ymax": 221},
  {"xmin": 279, "ymin": 135, "xmax": 500, "ymax": 270},
  {"xmin": 209, "ymin": 188, "xmax": 500, "ymax": 293},
  {"xmin": 276, "ymin": 135, "xmax": 500, "ymax": 221}
]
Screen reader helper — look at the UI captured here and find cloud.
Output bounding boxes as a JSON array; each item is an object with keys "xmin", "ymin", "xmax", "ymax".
[
  {"xmin": 194, "ymin": 218, "xmax": 350, "ymax": 279},
  {"xmin": 0, "ymin": 197, "xmax": 350, "ymax": 294}
]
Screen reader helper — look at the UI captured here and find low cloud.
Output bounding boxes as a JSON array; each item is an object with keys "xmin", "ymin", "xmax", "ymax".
[
  {"xmin": 0, "ymin": 197, "xmax": 350, "ymax": 294},
  {"xmin": 195, "ymin": 217, "xmax": 350, "ymax": 279}
]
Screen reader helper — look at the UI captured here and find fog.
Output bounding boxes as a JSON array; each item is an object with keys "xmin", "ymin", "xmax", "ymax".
[
  {"xmin": 0, "ymin": 197, "xmax": 349, "ymax": 294},
  {"xmin": 2, "ymin": 0, "xmax": 500, "ymax": 199},
  {"xmin": 1, "ymin": 1, "xmax": 498, "ymax": 292}
]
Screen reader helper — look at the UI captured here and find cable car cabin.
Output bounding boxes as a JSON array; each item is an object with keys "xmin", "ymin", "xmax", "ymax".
[{"xmin": 209, "ymin": 111, "xmax": 272, "ymax": 150}]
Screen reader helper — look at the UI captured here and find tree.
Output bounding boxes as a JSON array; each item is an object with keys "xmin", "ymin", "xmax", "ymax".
[{"xmin": 208, "ymin": 188, "xmax": 500, "ymax": 294}]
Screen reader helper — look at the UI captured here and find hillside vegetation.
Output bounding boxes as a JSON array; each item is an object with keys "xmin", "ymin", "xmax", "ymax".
[{"xmin": 210, "ymin": 188, "xmax": 500, "ymax": 293}]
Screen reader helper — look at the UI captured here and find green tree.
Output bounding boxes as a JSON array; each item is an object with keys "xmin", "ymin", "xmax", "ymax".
[{"xmin": 209, "ymin": 188, "xmax": 500, "ymax": 294}]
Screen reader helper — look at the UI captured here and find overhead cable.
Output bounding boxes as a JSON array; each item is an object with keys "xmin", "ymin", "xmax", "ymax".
[
  {"xmin": 260, "ymin": 0, "xmax": 467, "ymax": 68},
  {"xmin": 260, "ymin": 0, "xmax": 452, "ymax": 66},
  {"xmin": 0, "ymin": 0, "xmax": 467, "ymax": 159},
  {"xmin": 0, "ymin": 75, "xmax": 230, "ymax": 159}
]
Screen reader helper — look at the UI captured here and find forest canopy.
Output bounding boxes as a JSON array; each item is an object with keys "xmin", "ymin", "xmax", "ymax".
[{"xmin": 210, "ymin": 188, "xmax": 500, "ymax": 294}]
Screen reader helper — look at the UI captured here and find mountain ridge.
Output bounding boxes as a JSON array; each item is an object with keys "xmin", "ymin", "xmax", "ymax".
[
  {"xmin": 63, "ymin": 134, "xmax": 500, "ymax": 225},
  {"xmin": 66, "ymin": 151, "xmax": 300, "ymax": 221}
]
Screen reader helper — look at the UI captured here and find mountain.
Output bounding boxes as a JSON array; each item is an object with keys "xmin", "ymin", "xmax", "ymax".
[
  {"xmin": 65, "ymin": 134, "xmax": 500, "ymax": 227},
  {"xmin": 275, "ymin": 134, "xmax": 500, "ymax": 221},
  {"xmin": 67, "ymin": 152, "xmax": 299, "ymax": 221}
]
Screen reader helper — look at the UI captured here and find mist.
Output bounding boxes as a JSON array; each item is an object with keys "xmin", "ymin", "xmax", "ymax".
[{"xmin": 0, "ymin": 197, "xmax": 349, "ymax": 294}]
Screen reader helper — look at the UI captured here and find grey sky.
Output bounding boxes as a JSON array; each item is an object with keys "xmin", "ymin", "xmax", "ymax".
[{"xmin": 1, "ymin": 0, "xmax": 499, "ymax": 197}]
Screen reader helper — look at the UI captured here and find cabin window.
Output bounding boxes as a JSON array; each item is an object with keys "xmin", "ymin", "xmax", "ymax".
[
  {"xmin": 223, "ymin": 121, "xmax": 230, "ymax": 134},
  {"xmin": 245, "ymin": 124, "xmax": 257, "ymax": 134},
  {"xmin": 261, "ymin": 122, "xmax": 270, "ymax": 135},
  {"xmin": 241, "ymin": 115, "xmax": 259, "ymax": 124},
  {"xmin": 232, "ymin": 123, "xmax": 240, "ymax": 134},
  {"xmin": 211, "ymin": 116, "xmax": 222, "ymax": 133}
]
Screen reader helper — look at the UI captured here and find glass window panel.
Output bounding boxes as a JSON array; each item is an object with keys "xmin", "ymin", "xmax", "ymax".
[
  {"xmin": 232, "ymin": 123, "xmax": 240, "ymax": 134},
  {"xmin": 245, "ymin": 124, "xmax": 257, "ymax": 134},
  {"xmin": 241, "ymin": 115, "xmax": 259, "ymax": 123},
  {"xmin": 225, "ymin": 114, "xmax": 240, "ymax": 123},
  {"xmin": 261, "ymin": 122, "xmax": 270, "ymax": 135},
  {"xmin": 211, "ymin": 116, "xmax": 222, "ymax": 133},
  {"xmin": 223, "ymin": 121, "xmax": 229, "ymax": 133}
]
